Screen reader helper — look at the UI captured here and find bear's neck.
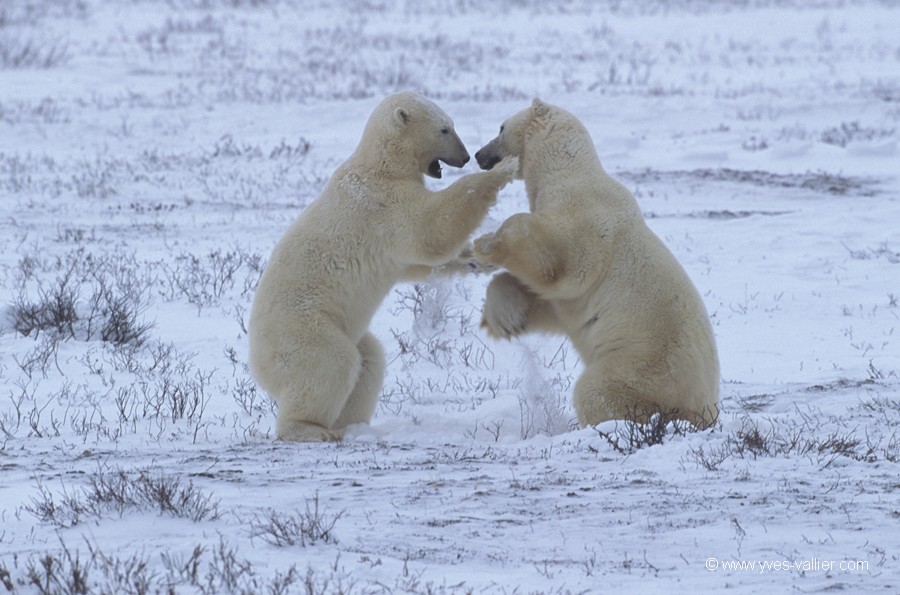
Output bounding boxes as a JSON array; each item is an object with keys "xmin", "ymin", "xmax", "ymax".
[
  {"xmin": 523, "ymin": 150, "xmax": 641, "ymax": 220},
  {"xmin": 351, "ymin": 138, "xmax": 424, "ymax": 183},
  {"xmin": 523, "ymin": 147, "xmax": 603, "ymax": 210}
]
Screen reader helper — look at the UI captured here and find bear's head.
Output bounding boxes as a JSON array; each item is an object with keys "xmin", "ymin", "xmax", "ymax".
[
  {"xmin": 475, "ymin": 98, "xmax": 558, "ymax": 178},
  {"xmin": 368, "ymin": 91, "xmax": 470, "ymax": 179},
  {"xmin": 477, "ymin": 100, "xmax": 605, "ymax": 212}
]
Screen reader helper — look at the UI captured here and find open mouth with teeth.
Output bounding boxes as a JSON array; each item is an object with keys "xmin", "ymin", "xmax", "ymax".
[{"xmin": 427, "ymin": 153, "xmax": 469, "ymax": 179}]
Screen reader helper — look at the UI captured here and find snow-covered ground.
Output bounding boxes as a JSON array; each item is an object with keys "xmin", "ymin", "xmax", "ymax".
[{"xmin": 1, "ymin": 0, "xmax": 898, "ymax": 592}]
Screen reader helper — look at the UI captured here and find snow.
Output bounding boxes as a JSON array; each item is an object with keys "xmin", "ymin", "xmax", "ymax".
[{"xmin": 1, "ymin": 0, "xmax": 898, "ymax": 593}]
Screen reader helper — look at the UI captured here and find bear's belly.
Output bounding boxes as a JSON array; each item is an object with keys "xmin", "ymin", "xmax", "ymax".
[
  {"xmin": 319, "ymin": 258, "xmax": 405, "ymax": 340},
  {"xmin": 553, "ymin": 286, "xmax": 655, "ymax": 363}
]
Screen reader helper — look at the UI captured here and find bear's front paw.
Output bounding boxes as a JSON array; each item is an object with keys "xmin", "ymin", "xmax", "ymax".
[
  {"xmin": 472, "ymin": 233, "xmax": 504, "ymax": 265},
  {"xmin": 468, "ymin": 259, "xmax": 498, "ymax": 275},
  {"xmin": 438, "ymin": 247, "xmax": 497, "ymax": 276},
  {"xmin": 491, "ymin": 156, "xmax": 519, "ymax": 186},
  {"xmin": 454, "ymin": 245, "xmax": 497, "ymax": 275}
]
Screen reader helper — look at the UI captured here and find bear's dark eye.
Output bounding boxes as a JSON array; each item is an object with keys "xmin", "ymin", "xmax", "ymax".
[
  {"xmin": 440, "ymin": 128, "xmax": 449, "ymax": 134},
  {"xmin": 499, "ymin": 125, "xmax": 505, "ymax": 133}
]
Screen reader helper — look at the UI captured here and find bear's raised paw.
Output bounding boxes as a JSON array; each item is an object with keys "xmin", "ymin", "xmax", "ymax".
[
  {"xmin": 491, "ymin": 156, "xmax": 519, "ymax": 184},
  {"xmin": 481, "ymin": 273, "xmax": 530, "ymax": 339}
]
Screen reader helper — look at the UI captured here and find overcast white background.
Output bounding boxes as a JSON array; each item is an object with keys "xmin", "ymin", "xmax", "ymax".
[{"xmin": 1, "ymin": 1, "xmax": 898, "ymax": 592}]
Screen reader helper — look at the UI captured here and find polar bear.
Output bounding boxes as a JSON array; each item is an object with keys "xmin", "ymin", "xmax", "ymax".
[
  {"xmin": 472, "ymin": 99, "xmax": 719, "ymax": 428},
  {"xmin": 248, "ymin": 91, "xmax": 516, "ymax": 442}
]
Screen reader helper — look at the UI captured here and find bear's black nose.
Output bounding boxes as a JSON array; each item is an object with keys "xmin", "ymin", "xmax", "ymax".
[{"xmin": 475, "ymin": 149, "xmax": 499, "ymax": 171}]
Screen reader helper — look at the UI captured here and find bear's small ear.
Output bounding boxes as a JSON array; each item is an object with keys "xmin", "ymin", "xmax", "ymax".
[
  {"xmin": 531, "ymin": 98, "xmax": 549, "ymax": 117},
  {"xmin": 394, "ymin": 106, "xmax": 410, "ymax": 126}
]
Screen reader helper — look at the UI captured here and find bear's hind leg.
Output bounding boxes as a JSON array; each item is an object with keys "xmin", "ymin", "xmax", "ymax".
[
  {"xmin": 572, "ymin": 368, "xmax": 660, "ymax": 427},
  {"xmin": 277, "ymin": 421, "xmax": 343, "ymax": 442},
  {"xmin": 275, "ymin": 327, "xmax": 362, "ymax": 442},
  {"xmin": 333, "ymin": 332, "xmax": 385, "ymax": 430},
  {"xmin": 573, "ymin": 371, "xmax": 617, "ymax": 427}
]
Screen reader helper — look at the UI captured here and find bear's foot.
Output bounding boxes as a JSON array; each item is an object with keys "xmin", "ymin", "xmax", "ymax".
[{"xmin": 277, "ymin": 422, "xmax": 343, "ymax": 443}]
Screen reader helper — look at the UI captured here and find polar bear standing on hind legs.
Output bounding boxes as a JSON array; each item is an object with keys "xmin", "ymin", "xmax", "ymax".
[
  {"xmin": 473, "ymin": 99, "xmax": 719, "ymax": 428},
  {"xmin": 249, "ymin": 91, "xmax": 517, "ymax": 442}
]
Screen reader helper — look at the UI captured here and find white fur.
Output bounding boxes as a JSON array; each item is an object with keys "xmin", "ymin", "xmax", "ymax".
[
  {"xmin": 249, "ymin": 91, "xmax": 516, "ymax": 441},
  {"xmin": 474, "ymin": 99, "xmax": 719, "ymax": 428}
]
